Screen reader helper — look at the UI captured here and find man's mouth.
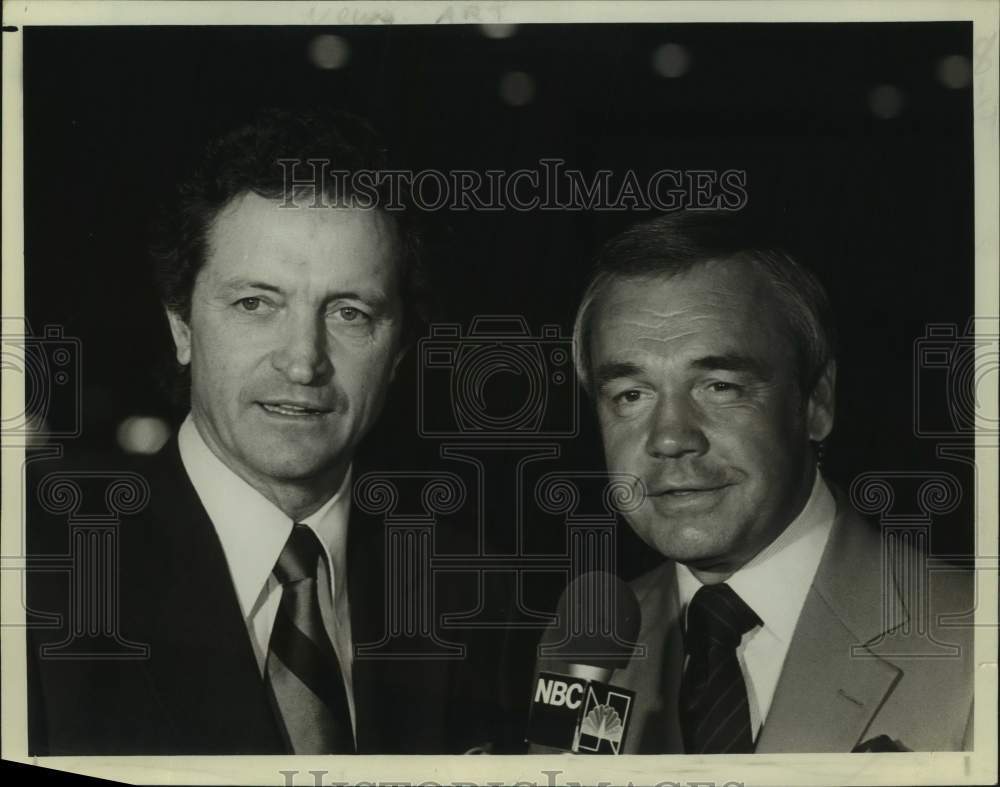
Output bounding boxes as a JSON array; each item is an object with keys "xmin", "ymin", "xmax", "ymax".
[
  {"xmin": 258, "ymin": 401, "xmax": 333, "ymax": 417},
  {"xmin": 651, "ymin": 483, "xmax": 732, "ymax": 498},
  {"xmin": 648, "ymin": 483, "xmax": 730, "ymax": 510}
]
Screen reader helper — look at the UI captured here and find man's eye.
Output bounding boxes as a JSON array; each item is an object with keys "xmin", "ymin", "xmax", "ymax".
[
  {"xmin": 237, "ymin": 297, "xmax": 262, "ymax": 312},
  {"xmin": 333, "ymin": 306, "xmax": 370, "ymax": 323},
  {"xmin": 706, "ymin": 381, "xmax": 743, "ymax": 398},
  {"xmin": 614, "ymin": 389, "xmax": 643, "ymax": 404},
  {"xmin": 606, "ymin": 388, "xmax": 649, "ymax": 411}
]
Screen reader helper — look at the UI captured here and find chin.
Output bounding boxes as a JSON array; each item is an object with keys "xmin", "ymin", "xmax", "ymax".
[
  {"xmin": 639, "ymin": 518, "xmax": 733, "ymax": 564},
  {"xmin": 248, "ymin": 452, "xmax": 345, "ymax": 484}
]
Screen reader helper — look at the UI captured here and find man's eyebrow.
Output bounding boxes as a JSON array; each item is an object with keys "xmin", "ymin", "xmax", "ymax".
[
  {"xmin": 326, "ymin": 289, "xmax": 388, "ymax": 306},
  {"xmin": 218, "ymin": 279, "xmax": 283, "ymax": 295},
  {"xmin": 594, "ymin": 361, "xmax": 646, "ymax": 387},
  {"xmin": 217, "ymin": 280, "xmax": 388, "ymax": 306},
  {"xmin": 691, "ymin": 354, "xmax": 770, "ymax": 379}
]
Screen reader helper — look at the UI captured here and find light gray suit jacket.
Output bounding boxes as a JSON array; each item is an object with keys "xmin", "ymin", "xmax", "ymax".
[{"xmin": 536, "ymin": 497, "xmax": 975, "ymax": 753}]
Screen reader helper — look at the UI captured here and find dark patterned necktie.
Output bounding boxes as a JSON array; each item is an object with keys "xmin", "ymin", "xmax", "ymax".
[
  {"xmin": 265, "ymin": 524, "xmax": 355, "ymax": 753},
  {"xmin": 679, "ymin": 583, "xmax": 762, "ymax": 754}
]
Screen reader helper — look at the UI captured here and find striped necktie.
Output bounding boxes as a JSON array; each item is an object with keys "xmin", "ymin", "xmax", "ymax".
[
  {"xmin": 265, "ymin": 523, "xmax": 355, "ymax": 753},
  {"xmin": 679, "ymin": 583, "xmax": 762, "ymax": 753}
]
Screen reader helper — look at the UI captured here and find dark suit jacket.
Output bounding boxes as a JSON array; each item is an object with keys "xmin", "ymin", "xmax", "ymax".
[
  {"xmin": 535, "ymin": 493, "xmax": 975, "ymax": 753},
  {"xmin": 27, "ymin": 438, "xmax": 507, "ymax": 755}
]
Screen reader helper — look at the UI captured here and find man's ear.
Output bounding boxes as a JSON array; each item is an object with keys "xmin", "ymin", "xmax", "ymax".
[
  {"xmin": 389, "ymin": 341, "xmax": 409, "ymax": 382},
  {"xmin": 165, "ymin": 308, "xmax": 192, "ymax": 366},
  {"xmin": 807, "ymin": 359, "xmax": 836, "ymax": 442}
]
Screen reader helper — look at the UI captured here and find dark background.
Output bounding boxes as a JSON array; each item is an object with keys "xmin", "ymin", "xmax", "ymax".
[{"xmin": 23, "ymin": 23, "xmax": 976, "ymax": 575}]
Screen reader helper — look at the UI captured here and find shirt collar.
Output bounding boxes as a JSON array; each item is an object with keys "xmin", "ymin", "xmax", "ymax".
[
  {"xmin": 177, "ymin": 414, "xmax": 352, "ymax": 621},
  {"xmin": 676, "ymin": 469, "xmax": 836, "ymax": 645},
  {"xmin": 300, "ymin": 464, "xmax": 352, "ymax": 599}
]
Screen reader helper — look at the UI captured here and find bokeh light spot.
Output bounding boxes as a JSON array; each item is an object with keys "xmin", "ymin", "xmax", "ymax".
[
  {"xmin": 308, "ymin": 34, "xmax": 351, "ymax": 70},
  {"xmin": 869, "ymin": 84, "xmax": 905, "ymax": 119},
  {"xmin": 936, "ymin": 55, "xmax": 972, "ymax": 89},
  {"xmin": 480, "ymin": 24, "xmax": 517, "ymax": 40},
  {"xmin": 652, "ymin": 43, "xmax": 691, "ymax": 78},
  {"xmin": 117, "ymin": 416, "xmax": 171, "ymax": 455},
  {"xmin": 500, "ymin": 71, "xmax": 536, "ymax": 107}
]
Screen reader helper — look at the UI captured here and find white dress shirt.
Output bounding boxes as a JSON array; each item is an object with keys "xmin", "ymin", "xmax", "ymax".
[
  {"xmin": 177, "ymin": 414, "xmax": 356, "ymax": 729},
  {"xmin": 676, "ymin": 469, "xmax": 836, "ymax": 740}
]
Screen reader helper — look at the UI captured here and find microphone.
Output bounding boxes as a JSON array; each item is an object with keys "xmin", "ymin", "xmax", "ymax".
[{"xmin": 526, "ymin": 571, "xmax": 642, "ymax": 754}]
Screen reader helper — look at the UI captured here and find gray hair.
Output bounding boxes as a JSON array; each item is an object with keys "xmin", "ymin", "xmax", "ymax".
[{"xmin": 572, "ymin": 211, "xmax": 837, "ymax": 396}]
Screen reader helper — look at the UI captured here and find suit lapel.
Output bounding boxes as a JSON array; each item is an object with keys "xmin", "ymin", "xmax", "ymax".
[
  {"xmin": 135, "ymin": 439, "xmax": 285, "ymax": 753},
  {"xmin": 619, "ymin": 561, "xmax": 686, "ymax": 753},
  {"xmin": 347, "ymin": 502, "xmax": 449, "ymax": 753},
  {"xmin": 345, "ymin": 505, "xmax": 454, "ymax": 753},
  {"xmin": 345, "ymin": 506, "xmax": 385, "ymax": 753},
  {"xmin": 755, "ymin": 496, "xmax": 906, "ymax": 753}
]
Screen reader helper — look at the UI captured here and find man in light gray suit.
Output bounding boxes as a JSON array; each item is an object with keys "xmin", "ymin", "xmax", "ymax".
[{"xmin": 546, "ymin": 211, "xmax": 973, "ymax": 753}]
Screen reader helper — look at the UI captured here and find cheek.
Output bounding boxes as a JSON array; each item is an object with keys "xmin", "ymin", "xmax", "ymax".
[
  {"xmin": 338, "ymin": 346, "xmax": 398, "ymax": 402},
  {"xmin": 599, "ymin": 417, "xmax": 646, "ymax": 470},
  {"xmin": 754, "ymin": 403, "xmax": 809, "ymax": 462},
  {"xmin": 709, "ymin": 412, "xmax": 805, "ymax": 493},
  {"xmin": 704, "ymin": 404, "xmax": 782, "ymax": 453},
  {"xmin": 191, "ymin": 328, "xmax": 258, "ymax": 401}
]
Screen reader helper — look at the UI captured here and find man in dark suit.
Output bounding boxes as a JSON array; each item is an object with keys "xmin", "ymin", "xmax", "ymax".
[
  {"xmin": 538, "ymin": 211, "xmax": 973, "ymax": 752},
  {"xmin": 27, "ymin": 109, "xmax": 503, "ymax": 755}
]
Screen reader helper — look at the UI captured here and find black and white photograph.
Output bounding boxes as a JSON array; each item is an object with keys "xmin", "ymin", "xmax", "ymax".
[{"xmin": 1, "ymin": 2, "xmax": 997, "ymax": 785}]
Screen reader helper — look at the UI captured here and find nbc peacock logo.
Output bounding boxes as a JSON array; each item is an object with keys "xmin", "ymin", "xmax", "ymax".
[
  {"xmin": 580, "ymin": 704, "xmax": 623, "ymax": 742},
  {"xmin": 574, "ymin": 683, "xmax": 634, "ymax": 754}
]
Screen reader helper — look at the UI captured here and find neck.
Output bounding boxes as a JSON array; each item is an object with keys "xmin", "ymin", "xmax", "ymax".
[
  {"xmin": 688, "ymin": 565, "xmax": 738, "ymax": 585},
  {"xmin": 251, "ymin": 474, "xmax": 344, "ymax": 522},
  {"xmin": 190, "ymin": 416, "xmax": 347, "ymax": 522}
]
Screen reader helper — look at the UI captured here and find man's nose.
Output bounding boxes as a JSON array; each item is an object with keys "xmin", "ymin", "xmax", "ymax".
[
  {"xmin": 270, "ymin": 312, "xmax": 333, "ymax": 385},
  {"xmin": 645, "ymin": 394, "xmax": 709, "ymax": 459}
]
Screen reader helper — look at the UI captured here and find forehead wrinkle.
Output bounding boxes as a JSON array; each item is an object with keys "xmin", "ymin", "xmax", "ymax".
[
  {"xmin": 616, "ymin": 311, "xmax": 721, "ymax": 343},
  {"xmin": 633, "ymin": 329, "xmax": 709, "ymax": 348}
]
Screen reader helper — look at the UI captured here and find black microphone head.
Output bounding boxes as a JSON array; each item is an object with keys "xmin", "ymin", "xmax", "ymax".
[{"xmin": 540, "ymin": 570, "xmax": 642, "ymax": 671}]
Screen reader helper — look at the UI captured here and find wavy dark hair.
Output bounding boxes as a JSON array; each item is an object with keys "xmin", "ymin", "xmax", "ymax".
[{"xmin": 150, "ymin": 107, "xmax": 429, "ymax": 402}]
